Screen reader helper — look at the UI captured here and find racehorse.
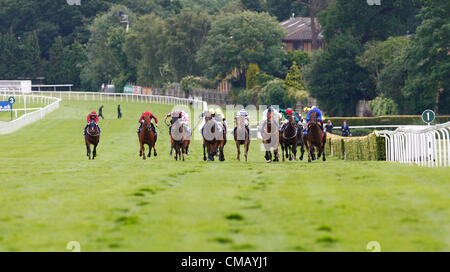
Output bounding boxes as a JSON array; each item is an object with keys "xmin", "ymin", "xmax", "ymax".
[
  {"xmin": 202, "ymin": 115, "xmax": 218, "ymax": 161},
  {"xmin": 168, "ymin": 117, "xmax": 190, "ymax": 161},
  {"xmin": 303, "ymin": 111, "xmax": 326, "ymax": 162},
  {"xmin": 85, "ymin": 120, "xmax": 100, "ymax": 160},
  {"xmin": 233, "ymin": 116, "xmax": 250, "ymax": 162},
  {"xmin": 261, "ymin": 112, "xmax": 280, "ymax": 163},
  {"xmin": 138, "ymin": 114, "xmax": 157, "ymax": 160},
  {"xmin": 280, "ymin": 115, "xmax": 299, "ymax": 161}
]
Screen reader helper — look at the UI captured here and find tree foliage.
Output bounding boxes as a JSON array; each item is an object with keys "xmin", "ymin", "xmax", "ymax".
[
  {"xmin": 197, "ymin": 11, "xmax": 286, "ymax": 82},
  {"xmin": 403, "ymin": 0, "xmax": 450, "ymax": 114}
]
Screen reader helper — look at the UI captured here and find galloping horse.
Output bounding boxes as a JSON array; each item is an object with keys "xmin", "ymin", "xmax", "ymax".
[
  {"xmin": 216, "ymin": 121, "xmax": 227, "ymax": 161},
  {"xmin": 169, "ymin": 117, "xmax": 190, "ymax": 161},
  {"xmin": 261, "ymin": 111, "xmax": 280, "ymax": 163},
  {"xmin": 138, "ymin": 114, "xmax": 157, "ymax": 160},
  {"xmin": 233, "ymin": 116, "xmax": 250, "ymax": 162},
  {"xmin": 203, "ymin": 114, "xmax": 218, "ymax": 161},
  {"xmin": 303, "ymin": 111, "xmax": 326, "ymax": 162},
  {"xmin": 280, "ymin": 115, "xmax": 299, "ymax": 161},
  {"xmin": 85, "ymin": 120, "xmax": 100, "ymax": 160}
]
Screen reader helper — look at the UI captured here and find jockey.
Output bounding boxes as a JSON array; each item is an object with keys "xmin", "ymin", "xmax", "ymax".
[
  {"xmin": 304, "ymin": 106, "xmax": 325, "ymax": 135},
  {"xmin": 164, "ymin": 109, "xmax": 190, "ymax": 135},
  {"xmin": 280, "ymin": 108, "xmax": 301, "ymax": 135},
  {"xmin": 84, "ymin": 111, "xmax": 100, "ymax": 136},
  {"xmin": 236, "ymin": 109, "xmax": 250, "ymax": 126},
  {"xmin": 259, "ymin": 106, "xmax": 280, "ymax": 136},
  {"xmin": 214, "ymin": 108, "xmax": 227, "ymax": 135},
  {"xmin": 138, "ymin": 111, "xmax": 158, "ymax": 134}
]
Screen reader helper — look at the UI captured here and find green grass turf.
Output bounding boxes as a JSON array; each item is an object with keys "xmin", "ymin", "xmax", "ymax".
[{"xmin": 0, "ymin": 100, "xmax": 449, "ymax": 252}]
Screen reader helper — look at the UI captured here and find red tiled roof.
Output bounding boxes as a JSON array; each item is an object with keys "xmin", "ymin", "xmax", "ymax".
[{"xmin": 280, "ymin": 17, "xmax": 323, "ymax": 41}]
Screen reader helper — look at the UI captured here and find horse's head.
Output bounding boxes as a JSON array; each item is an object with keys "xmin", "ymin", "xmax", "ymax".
[
  {"xmin": 88, "ymin": 120, "xmax": 98, "ymax": 135},
  {"xmin": 143, "ymin": 114, "xmax": 152, "ymax": 130},
  {"xmin": 236, "ymin": 115, "xmax": 245, "ymax": 128},
  {"xmin": 309, "ymin": 111, "xmax": 318, "ymax": 126},
  {"xmin": 288, "ymin": 115, "xmax": 297, "ymax": 126}
]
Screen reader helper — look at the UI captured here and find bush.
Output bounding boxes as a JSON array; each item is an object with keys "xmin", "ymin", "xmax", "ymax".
[
  {"xmin": 370, "ymin": 95, "xmax": 399, "ymax": 116},
  {"xmin": 326, "ymin": 115, "xmax": 450, "ymax": 127},
  {"xmin": 180, "ymin": 76, "xmax": 215, "ymax": 96},
  {"xmin": 258, "ymin": 79, "xmax": 296, "ymax": 108},
  {"xmin": 325, "ymin": 133, "xmax": 386, "ymax": 161}
]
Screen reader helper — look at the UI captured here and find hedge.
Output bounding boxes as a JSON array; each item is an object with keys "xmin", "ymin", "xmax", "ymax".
[
  {"xmin": 326, "ymin": 115, "xmax": 450, "ymax": 127},
  {"xmin": 324, "ymin": 133, "xmax": 386, "ymax": 161}
]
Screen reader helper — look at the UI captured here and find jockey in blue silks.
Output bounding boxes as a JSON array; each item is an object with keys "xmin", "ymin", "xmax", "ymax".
[{"xmin": 303, "ymin": 106, "xmax": 325, "ymax": 135}]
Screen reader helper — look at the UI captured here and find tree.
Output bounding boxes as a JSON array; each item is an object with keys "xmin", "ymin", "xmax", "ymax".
[
  {"xmin": 246, "ymin": 64, "xmax": 260, "ymax": 90},
  {"xmin": 319, "ymin": 0, "xmax": 422, "ymax": 44},
  {"xmin": 241, "ymin": 0, "xmax": 263, "ymax": 12},
  {"xmin": 305, "ymin": 33, "xmax": 369, "ymax": 116},
  {"xmin": 0, "ymin": 33, "xmax": 21, "ymax": 79},
  {"xmin": 165, "ymin": 9, "xmax": 212, "ymax": 81},
  {"xmin": 258, "ymin": 79, "xmax": 296, "ymax": 108},
  {"xmin": 197, "ymin": 11, "xmax": 286, "ymax": 85},
  {"xmin": 47, "ymin": 36, "xmax": 66, "ymax": 84},
  {"xmin": 403, "ymin": 0, "xmax": 450, "ymax": 114},
  {"xmin": 81, "ymin": 5, "xmax": 136, "ymax": 91},
  {"xmin": 370, "ymin": 95, "xmax": 399, "ymax": 116},
  {"xmin": 65, "ymin": 41, "xmax": 87, "ymax": 90},
  {"xmin": 298, "ymin": 0, "xmax": 335, "ymax": 50},
  {"xmin": 357, "ymin": 36, "xmax": 409, "ymax": 111},
  {"xmin": 124, "ymin": 13, "xmax": 168, "ymax": 87},
  {"xmin": 266, "ymin": 0, "xmax": 307, "ymax": 21},
  {"xmin": 21, "ymin": 32, "xmax": 42, "ymax": 78},
  {"xmin": 284, "ymin": 62, "xmax": 309, "ymax": 102}
]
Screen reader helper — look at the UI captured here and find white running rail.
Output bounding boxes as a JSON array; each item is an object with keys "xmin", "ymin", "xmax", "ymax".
[
  {"xmin": 1, "ymin": 90, "xmax": 205, "ymax": 110},
  {"xmin": 0, "ymin": 95, "xmax": 61, "ymax": 135},
  {"xmin": 376, "ymin": 122, "xmax": 450, "ymax": 167},
  {"xmin": 0, "ymin": 90, "xmax": 207, "ymax": 135}
]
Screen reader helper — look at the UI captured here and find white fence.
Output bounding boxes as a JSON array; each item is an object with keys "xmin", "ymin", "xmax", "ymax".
[
  {"xmin": 0, "ymin": 91, "xmax": 207, "ymax": 135},
  {"xmin": 0, "ymin": 95, "xmax": 61, "ymax": 135},
  {"xmin": 376, "ymin": 122, "xmax": 450, "ymax": 167},
  {"xmin": 1, "ymin": 90, "xmax": 205, "ymax": 110}
]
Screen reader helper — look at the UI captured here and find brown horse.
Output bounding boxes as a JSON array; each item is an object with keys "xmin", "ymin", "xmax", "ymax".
[
  {"xmin": 85, "ymin": 120, "xmax": 100, "ymax": 160},
  {"xmin": 169, "ymin": 117, "xmax": 190, "ymax": 161},
  {"xmin": 303, "ymin": 111, "xmax": 326, "ymax": 162},
  {"xmin": 280, "ymin": 115, "xmax": 298, "ymax": 161},
  {"xmin": 233, "ymin": 116, "xmax": 250, "ymax": 162},
  {"xmin": 202, "ymin": 114, "xmax": 227, "ymax": 161},
  {"xmin": 138, "ymin": 114, "xmax": 157, "ymax": 160},
  {"xmin": 261, "ymin": 111, "xmax": 280, "ymax": 163}
]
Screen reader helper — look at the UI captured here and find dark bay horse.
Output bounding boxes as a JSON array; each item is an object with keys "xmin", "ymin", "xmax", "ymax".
[
  {"xmin": 303, "ymin": 111, "xmax": 326, "ymax": 162},
  {"xmin": 169, "ymin": 117, "xmax": 190, "ymax": 161},
  {"xmin": 233, "ymin": 116, "xmax": 250, "ymax": 162},
  {"xmin": 138, "ymin": 114, "xmax": 157, "ymax": 160},
  {"xmin": 203, "ymin": 115, "xmax": 218, "ymax": 161},
  {"xmin": 280, "ymin": 115, "xmax": 298, "ymax": 161},
  {"xmin": 261, "ymin": 112, "xmax": 280, "ymax": 163},
  {"xmin": 85, "ymin": 120, "xmax": 100, "ymax": 160},
  {"xmin": 202, "ymin": 115, "xmax": 226, "ymax": 161}
]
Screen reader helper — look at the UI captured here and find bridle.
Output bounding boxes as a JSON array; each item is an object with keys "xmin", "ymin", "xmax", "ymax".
[{"xmin": 282, "ymin": 115, "xmax": 297, "ymax": 140}]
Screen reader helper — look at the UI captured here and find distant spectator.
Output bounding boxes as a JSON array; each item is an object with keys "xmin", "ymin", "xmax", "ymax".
[
  {"xmin": 98, "ymin": 105, "xmax": 104, "ymax": 119},
  {"xmin": 325, "ymin": 120, "xmax": 333, "ymax": 133},
  {"xmin": 117, "ymin": 104, "xmax": 122, "ymax": 119},
  {"xmin": 341, "ymin": 120, "xmax": 350, "ymax": 137}
]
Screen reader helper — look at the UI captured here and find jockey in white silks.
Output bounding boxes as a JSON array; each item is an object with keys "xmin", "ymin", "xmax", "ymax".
[{"xmin": 259, "ymin": 106, "xmax": 281, "ymax": 138}]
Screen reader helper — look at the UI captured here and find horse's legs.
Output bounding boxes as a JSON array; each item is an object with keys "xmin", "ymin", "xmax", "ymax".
[
  {"xmin": 281, "ymin": 143, "xmax": 285, "ymax": 162},
  {"xmin": 292, "ymin": 144, "xmax": 297, "ymax": 160},
  {"xmin": 236, "ymin": 142, "xmax": 241, "ymax": 161},
  {"xmin": 93, "ymin": 143, "xmax": 97, "ymax": 160},
  {"xmin": 203, "ymin": 143, "xmax": 207, "ymax": 161},
  {"xmin": 306, "ymin": 141, "xmax": 312, "ymax": 163},
  {"xmin": 244, "ymin": 138, "xmax": 249, "ymax": 162},
  {"xmin": 300, "ymin": 142, "xmax": 305, "ymax": 161},
  {"xmin": 141, "ymin": 143, "xmax": 146, "ymax": 160},
  {"xmin": 86, "ymin": 143, "xmax": 91, "ymax": 160},
  {"xmin": 170, "ymin": 143, "xmax": 173, "ymax": 156},
  {"xmin": 311, "ymin": 146, "xmax": 316, "ymax": 161},
  {"xmin": 274, "ymin": 149, "xmax": 279, "ymax": 162},
  {"xmin": 219, "ymin": 144, "xmax": 225, "ymax": 161}
]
